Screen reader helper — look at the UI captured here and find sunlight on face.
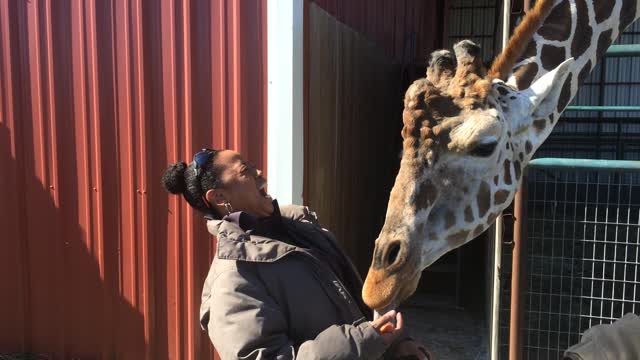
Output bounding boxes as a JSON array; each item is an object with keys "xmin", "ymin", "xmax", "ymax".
[{"xmin": 214, "ymin": 150, "xmax": 274, "ymax": 218}]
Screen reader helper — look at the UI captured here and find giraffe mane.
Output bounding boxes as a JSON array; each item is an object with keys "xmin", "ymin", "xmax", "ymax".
[{"xmin": 488, "ymin": 0, "xmax": 555, "ymax": 81}]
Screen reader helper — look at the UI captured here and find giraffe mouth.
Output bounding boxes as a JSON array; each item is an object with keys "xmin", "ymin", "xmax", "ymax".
[
  {"xmin": 373, "ymin": 302, "xmax": 398, "ymax": 320},
  {"xmin": 362, "ymin": 267, "xmax": 421, "ymax": 311}
]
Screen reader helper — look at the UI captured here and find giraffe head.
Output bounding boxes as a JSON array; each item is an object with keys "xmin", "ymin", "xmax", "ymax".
[{"xmin": 362, "ymin": 1, "xmax": 574, "ymax": 312}]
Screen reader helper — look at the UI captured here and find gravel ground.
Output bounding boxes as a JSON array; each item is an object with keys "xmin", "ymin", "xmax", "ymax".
[{"xmin": 398, "ymin": 294, "xmax": 489, "ymax": 360}]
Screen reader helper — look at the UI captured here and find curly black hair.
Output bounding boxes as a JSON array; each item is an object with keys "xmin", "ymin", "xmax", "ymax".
[{"xmin": 162, "ymin": 149, "xmax": 224, "ymax": 218}]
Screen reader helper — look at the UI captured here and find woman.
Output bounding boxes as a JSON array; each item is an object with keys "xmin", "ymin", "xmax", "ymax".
[{"xmin": 162, "ymin": 148, "xmax": 431, "ymax": 359}]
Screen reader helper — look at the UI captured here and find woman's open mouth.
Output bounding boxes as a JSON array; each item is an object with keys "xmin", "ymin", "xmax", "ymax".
[{"xmin": 258, "ymin": 181, "xmax": 271, "ymax": 199}]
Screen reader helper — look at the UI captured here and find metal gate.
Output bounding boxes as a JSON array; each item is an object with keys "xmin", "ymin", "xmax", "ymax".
[
  {"xmin": 498, "ymin": 38, "xmax": 640, "ymax": 360},
  {"xmin": 509, "ymin": 160, "xmax": 640, "ymax": 359}
]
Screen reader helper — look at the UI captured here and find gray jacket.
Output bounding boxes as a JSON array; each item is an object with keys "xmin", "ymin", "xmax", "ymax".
[
  {"xmin": 564, "ymin": 313, "xmax": 640, "ymax": 360},
  {"xmin": 199, "ymin": 205, "xmax": 388, "ymax": 360}
]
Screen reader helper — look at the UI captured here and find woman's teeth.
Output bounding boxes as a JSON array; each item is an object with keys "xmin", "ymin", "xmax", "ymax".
[
  {"xmin": 258, "ymin": 182, "xmax": 270, "ymax": 198},
  {"xmin": 258, "ymin": 187, "xmax": 270, "ymax": 198}
]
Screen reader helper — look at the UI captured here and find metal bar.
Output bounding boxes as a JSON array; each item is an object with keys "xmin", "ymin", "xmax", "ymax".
[
  {"xmin": 528, "ymin": 158, "xmax": 640, "ymax": 171},
  {"xmin": 565, "ymin": 106, "xmax": 640, "ymax": 111},
  {"xmin": 634, "ymin": 206, "xmax": 640, "ymax": 314},
  {"xmin": 490, "ymin": 2, "xmax": 511, "ymax": 358},
  {"xmin": 490, "ymin": 215, "xmax": 503, "ymax": 360},
  {"xmin": 509, "ymin": 177, "xmax": 528, "ymax": 360},
  {"xmin": 537, "ymin": 169, "xmax": 548, "ymax": 357},
  {"xmin": 596, "ymin": 52, "xmax": 607, "ymax": 158},
  {"xmin": 605, "ymin": 44, "xmax": 640, "ymax": 57}
]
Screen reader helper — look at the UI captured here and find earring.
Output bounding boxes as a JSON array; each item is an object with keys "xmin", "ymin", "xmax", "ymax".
[{"xmin": 223, "ymin": 202, "xmax": 234, "ymax": 215}]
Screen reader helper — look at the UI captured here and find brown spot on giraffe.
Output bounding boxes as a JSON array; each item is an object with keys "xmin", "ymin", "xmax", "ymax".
[
  {"xmin": 420, "ymin": 126, "xmax": 433, "ymax": 141},
  {"xmin": 473, "ymin": 224, "xmax": 485, "ymax": 238},
  {"xmin": 514, "ymin": 160, "xmax": 522, "ymax": 180},
  {"xmin": 427, "ymin": 230, "xmax": 439, "ymax": 242},
  {"xmin": 464, "ymin": 205, "xmax": 474, "ymax": 223},
  {"xmin": 523, "ymin": 40, "xmax": 537, "ymax": 58},
  {"xmin": 596, "ymin": 30, "xmax": 614, "ymax": 59},
  {"xmin": 493, "ymin": 175, "xmax": 500, "ymax": 186},
  {"xmin": 415, "ymin": 180, "xmax": 437, "ymax": 209},
  {"xmin": 533, "ymin": 119, "xmax": 547, "ymax": 132},
  {"xmin": 444, "ymin": 209, "xmax": 456, "ymax": 229},
  {"xmin": 477, "ymin": 181, "xmax": 491, "ymax": 218},
  {"xmin": 537, "ymin": 0, "xmax": 571, "ymax": 41},
  {"xmin": 620, "ymin": 0, "xmax": 639, "ymax": 32},
  {"xmin": 595, "ymin": 1, "xmax": 615, "ymax": 24},
  {"xmin": 430, "ymin": 95, "xmax": 463, "ymax": 118},
  {"xmin": 578, "ymin": 60, "xmax": 593, "ymax": 86},
  {"xmin": 514, "ymin": 63, "xmax": 539, "ymax": 90},
  {"xmin": 557, "ymin": 72, "xmax": 573, "ymax": 113},
  {"xmin": 448, "ymin": 230, "xmax": 470, "ymax": 247},
  {"xmin": 571, "ymin": 0, "xmax": 593, "ymax": 59},
  {"xmin": 541, "ymin": 44, "xmax": 566, "ymax": 71},
  {"xmin": 525, "ymin": 141, "xmax": 533, "ymax": 155},
  {"xmin": 503, "ymin": 159, "xmax": 512, "ymax": 185},
  {"xmin": 494, "ymin": 190, "xmax": 510, "ymax": 205}
]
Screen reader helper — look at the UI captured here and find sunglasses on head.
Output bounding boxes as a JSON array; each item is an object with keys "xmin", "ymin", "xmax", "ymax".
[
  {"xmin": 192, "ymin": 148, "xmax": 216, "ymax": 178},
  {"xmin": 192, "ymin": 148, "xmax": 218, "ymax": 209}
]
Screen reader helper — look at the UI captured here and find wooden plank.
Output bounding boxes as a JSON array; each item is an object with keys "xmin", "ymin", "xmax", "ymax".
[{"xmin": 307, "ymin": 4, "xmax": 403, "ymax": 274}]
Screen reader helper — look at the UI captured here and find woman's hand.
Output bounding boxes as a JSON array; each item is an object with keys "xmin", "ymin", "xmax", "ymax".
[{"xmin": 370, "ymin": 310, "xmax": 404, "ymax": 346}]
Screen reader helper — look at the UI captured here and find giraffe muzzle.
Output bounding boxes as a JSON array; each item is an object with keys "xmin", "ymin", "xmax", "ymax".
[{"xmin": 362, "ymin": 240, "xmax": 420, "ymax": 310}]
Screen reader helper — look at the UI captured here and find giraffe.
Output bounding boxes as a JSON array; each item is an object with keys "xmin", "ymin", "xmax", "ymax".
[{"xmin": 362, "ymin": 0, "xmax": 640, "ymax": 313}]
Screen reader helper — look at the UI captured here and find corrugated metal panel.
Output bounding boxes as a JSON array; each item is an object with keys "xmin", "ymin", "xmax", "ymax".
[
  {"xmin": 311, "ymin": 0, "xmax": 446, "ymax": 64},
  {"xmin": 0, "ymin": 1, "xmax": 267, "ymax": 359}
]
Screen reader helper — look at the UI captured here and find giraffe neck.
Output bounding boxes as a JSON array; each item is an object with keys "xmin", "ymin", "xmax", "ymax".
[{"xmin": 508, "ymin": 0, "xmax": 640, "ymax": 151}]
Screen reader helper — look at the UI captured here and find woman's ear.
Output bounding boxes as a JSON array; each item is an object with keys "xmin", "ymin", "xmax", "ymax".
[{"xmin": 206, "ymin": 189, "xmax": 226, "ymax": 206}]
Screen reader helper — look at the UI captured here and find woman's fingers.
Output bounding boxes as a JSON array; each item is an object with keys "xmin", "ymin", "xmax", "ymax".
[
  {"xmin": 371, "ymin": 310, "xmax": 407, "ymax": 346},
  {"xmin": 395, "ymin": 311, "xmax": 404, "ymax": 331},
  {"xmin": 379, "ymin": 323, "xmax": 395, "ymax": 334},
  {"xmin": 371, "ymin": 310, "xmax": 397, "ymax": 329}
]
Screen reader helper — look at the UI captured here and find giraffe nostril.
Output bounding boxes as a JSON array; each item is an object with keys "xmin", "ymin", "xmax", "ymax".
[{"xmin": 386, "ymin": 242, "xmax": 401, "ymax": 267}]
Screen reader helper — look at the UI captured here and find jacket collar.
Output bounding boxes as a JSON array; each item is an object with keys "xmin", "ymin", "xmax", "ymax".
[
  {"xmin": 207, "ymin": 217, "xmax": 298, "ymax": 263},
  {"xmin": 222, "ymin": 199, "xmax": 288, "ymax": 239}
]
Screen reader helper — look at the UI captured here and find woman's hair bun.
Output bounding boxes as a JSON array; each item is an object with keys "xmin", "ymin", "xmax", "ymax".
[{"xmin": 162, "ymin": 161, "xmax": 188, "ymax": 194}]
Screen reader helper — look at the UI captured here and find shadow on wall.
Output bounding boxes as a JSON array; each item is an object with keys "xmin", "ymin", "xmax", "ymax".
[
  {"xmin": 0, "ymin": 124, "xmax": 146, "ymax": 358},
  {"xmin": 0, "ymin": 0, "xmax": 248, "ymax": 358}
]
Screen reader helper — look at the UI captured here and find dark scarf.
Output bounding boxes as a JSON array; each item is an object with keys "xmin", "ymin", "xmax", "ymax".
[
  {"xmin": 220, "ymin": 200, "xmax": 371, "ymax": 319},
  {"xmin": 222, "ymin": 200, "xmax": 344, "ymax": 278}
]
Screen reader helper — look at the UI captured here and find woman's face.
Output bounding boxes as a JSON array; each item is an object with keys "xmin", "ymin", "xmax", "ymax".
[{"xmin": 210, "ymin": 150, "xmax": 274, "ymax": 218}]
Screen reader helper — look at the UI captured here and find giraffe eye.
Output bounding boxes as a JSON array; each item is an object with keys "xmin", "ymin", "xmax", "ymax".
[{"xmin": 468, "ymin": 141, "xmax": 497, "ymax": 157}]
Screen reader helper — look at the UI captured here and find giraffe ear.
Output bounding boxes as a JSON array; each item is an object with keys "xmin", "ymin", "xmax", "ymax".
[{"xmin": 525, "ymin": 58, "xmax": 575, "ymax": 119}]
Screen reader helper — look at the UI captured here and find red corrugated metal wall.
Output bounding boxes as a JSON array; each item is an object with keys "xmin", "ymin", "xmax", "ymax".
[
  {"xmin": 311, "ymin": 0, "xmax": 446, "ymax": 63},
  {"xmin": 0, "ymin": 1, "xmax": 266, "ymax": 359}
]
